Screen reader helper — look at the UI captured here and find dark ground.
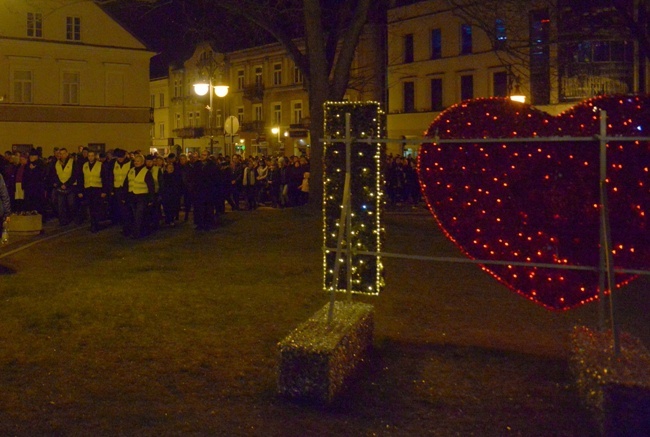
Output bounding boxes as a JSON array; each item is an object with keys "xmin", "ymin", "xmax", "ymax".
[{"xmin": 0, "ymin": 206, "xmax": 647, "ymax": 436}]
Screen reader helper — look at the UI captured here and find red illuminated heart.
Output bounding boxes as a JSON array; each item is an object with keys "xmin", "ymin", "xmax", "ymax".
[{"xmin": 418, "ymin": 95, "xmax": 649, "ymax": 310}]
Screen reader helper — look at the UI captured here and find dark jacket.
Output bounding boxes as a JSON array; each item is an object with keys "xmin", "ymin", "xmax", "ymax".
[{"xmin": 0, "ymin": 174, "xmax": 11, "ymax": 222}]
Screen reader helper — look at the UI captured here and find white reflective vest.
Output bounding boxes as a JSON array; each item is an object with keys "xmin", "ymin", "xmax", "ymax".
[
  {"xmin": 55, "ymin": 159, "xmax": 74, "ymax": 183},
  {"xmin": 113, "ymin": 161, "xmax": 131, "ymax": 188},
  {"xmin": 83, "ymin": 161, "xmax": 103, "ymax": 188},
  {"xmin": 128, "ymin": 167, "xmax": 150, "ymax": 195}
]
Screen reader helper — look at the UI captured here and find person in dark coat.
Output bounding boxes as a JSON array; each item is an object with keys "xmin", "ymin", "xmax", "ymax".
[
  {"xmin": 287, "ymin": 159, "xmax": 304, "ymax": 207},
  {"xmin": 266, "ymin": 160, "xmax": 280, "ymax": 208},
  {"xmin": 0, "ymin": 173, "xmax": 11, "ymax": 227},
  {"xmin": 178, "ymin": 154, "xmax": 194, "ymax": 221},
  {"xmin": 160, "ymin": 162, "xmax": 183, "ymax": 226},
  {"xmin": 191, "ymin": 150, "xmax": 218, "ymax": 230},
  {"xmin": 22, "ymin": 149, "xmax": 47, "ymax": 219}
]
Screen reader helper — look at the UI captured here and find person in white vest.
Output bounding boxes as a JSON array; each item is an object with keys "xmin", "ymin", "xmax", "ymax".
[
  {"xmin": 108, "ymin": 149, "xmax": 132, "ymax": 236},
  {"xmin": 51, "ymin": 148, "xmax": 77, "ymax": 226},
  {"xmin": 125, "ymin": 153, "xmax": 154, "ymax": 239},
  {"xmin": 77, "ymin": 150, "xmax": 110, "ymax": 233}
]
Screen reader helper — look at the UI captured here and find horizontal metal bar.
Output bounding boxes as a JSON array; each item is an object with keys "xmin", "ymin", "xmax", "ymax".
[
  {"xmin": 324, "ymin": 247, "xmax": 650, "ymax": 276},
  {"xmin": 335, "ymin": 136, "xmax": 650, "ymax": 145}
]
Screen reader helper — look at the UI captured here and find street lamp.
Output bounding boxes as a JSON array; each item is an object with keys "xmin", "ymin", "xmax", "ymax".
[
  {"xmin": 508, "ymin": 73, "xmax": 526, "ymax": 103},
  {"xmin": 271, "ymin": 126, "xmax": 280, "ymax": 143},
  {"xmin": 193, "ymin": 79, "xmax": 229, "ymax": 154}
]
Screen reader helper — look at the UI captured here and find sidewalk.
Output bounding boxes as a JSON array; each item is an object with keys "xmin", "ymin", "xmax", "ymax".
[{"xmin": 1, "ymin": 216, "xmax": 82, "ymax": 259}]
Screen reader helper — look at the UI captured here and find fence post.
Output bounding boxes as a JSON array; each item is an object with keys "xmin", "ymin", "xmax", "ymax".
[{"xmin": 598, "ymin": 110, "xmax": 620, "ymax": 354}]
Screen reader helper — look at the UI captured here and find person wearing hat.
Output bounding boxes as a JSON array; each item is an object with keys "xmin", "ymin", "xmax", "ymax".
[
  {"xmin": 107, "ymin": 148, "xmax": 132, "ymax": 235},
  {"xmin": 78, "ymin": 150, "xmax": 110, "ymax": 232}
]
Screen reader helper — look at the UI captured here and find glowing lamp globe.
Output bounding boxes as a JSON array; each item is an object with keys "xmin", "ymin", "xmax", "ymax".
[
  {"xmin": 193, "ymin": 82, "xmax": 209, "ymax": 96},
  {"xmin": 214, "ymin": 85, "xmax": 229, "ymax": 98}
]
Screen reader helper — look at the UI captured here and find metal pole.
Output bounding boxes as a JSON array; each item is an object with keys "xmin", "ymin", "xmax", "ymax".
[
  {"xmin": 598, "ymin": 110, "xmax": 620, "ymax": 354},
  {"xmin": 209, "ymin": 78, "xmax": 214, "ymax": 155},
  {"xmin": 345, "ymin": 113, "xmax": 353, "ymax": 301},
  {"xmin": 328, "ymin": 175, "xmax": 350, "ymax": 325}
]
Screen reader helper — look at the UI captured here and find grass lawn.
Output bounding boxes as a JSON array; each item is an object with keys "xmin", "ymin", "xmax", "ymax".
[{"xmin": 0, "ymin": 207, "xmax": 647, "ymax": 436}]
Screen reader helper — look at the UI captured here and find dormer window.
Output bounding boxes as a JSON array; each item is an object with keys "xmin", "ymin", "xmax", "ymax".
[{"xmin": 27, "ymin": 13, "xmax": 43, "ymax": 38}]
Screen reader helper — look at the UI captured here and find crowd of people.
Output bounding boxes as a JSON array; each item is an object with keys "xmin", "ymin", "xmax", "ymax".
[
  {"xmin": 0, "ymin": 148, "xmax": 311, "ymax": 239},
  {"xmin": 0, "ymin": 148, "xmax": 424, "ymax": 241},
  {"xmin": 384, "ymin": 154, "xmax": 421, "ymax": 207}
]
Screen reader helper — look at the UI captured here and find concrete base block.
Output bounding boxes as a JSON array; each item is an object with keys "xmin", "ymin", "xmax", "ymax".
[
  {"xmin": 570, "ymin": 326, "xmax": 650, "ymax": 436},
  {"xmin": 7, "ymin": 213, "xmax": 42, "ymax": 235},
  {"xmin": 277, "ymin": 301, "xmax": 374, "ymax": 404}
]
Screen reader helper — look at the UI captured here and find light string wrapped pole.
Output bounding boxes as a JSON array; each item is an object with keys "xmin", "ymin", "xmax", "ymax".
[
  {"xmin": 322, "ymin": 102, "xmax": 386, "ymax": 325},
  {"xmin": 328, "ymin": 113, "xmax": 353, "ymax": 325}
]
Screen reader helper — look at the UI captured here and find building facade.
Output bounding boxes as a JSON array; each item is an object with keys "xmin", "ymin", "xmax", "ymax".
[
  {"xmin": 386, "ymin": 0, "xmax": 649, "ymax": 156},
  {"xmin": 0, "ymin": 0, "xmax": 154, "ymax": 157},
  {"xmin": 152, "ymin": 29, "xmax": 385, "ymax": 157}
]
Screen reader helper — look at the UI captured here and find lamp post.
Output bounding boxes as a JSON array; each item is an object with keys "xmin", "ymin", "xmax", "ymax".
[
  {"xmin": 193, "ymin": 50, "xmax": 229, "ymax": 155},
  {"xmin": 272, "ymin": 126, "xmax": 281, "ymax": 149},
  {"xmin": 508, "ymin": 72, "xmax": 526, "ymax": 103}
]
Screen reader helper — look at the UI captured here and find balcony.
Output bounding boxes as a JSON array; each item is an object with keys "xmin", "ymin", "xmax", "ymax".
[
  {"xmin": 290, "ymin": 118, "xmax": 310, "ymax": 130},
  {"xmin": 560, "ymin": 74, "xmax": 630, "ymax": 101},
  {"xmin": 204, "ymin": 127, "xmax": 224, "ymax": 137},
  {"xmin": 243, "ymin": 83, "xmax": 265, "ymax": 102},
  {"xmin": 241, "ymin": 120, "xmax": 266, "ymax": 133},
  {"xmin": 173, "ymin": 127, "xmax": 205, "ymax": 138}
]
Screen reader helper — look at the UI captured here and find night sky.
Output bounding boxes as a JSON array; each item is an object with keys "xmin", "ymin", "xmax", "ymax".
[{"xmin": 101, "ymin": 1, "xmax": 274, "ymax": 77}]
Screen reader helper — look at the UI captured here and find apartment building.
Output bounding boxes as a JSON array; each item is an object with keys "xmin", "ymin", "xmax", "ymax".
[
  {"xmin": 153, "ymin": 26, "xmax": 385, "ymax": 157},
  {"xmin": 386, "ymin": 0, "xmax": 649, "ymax": 156},
  {"xmin": 0, "ymin": 0, "xmax": 155, "ymax": 157},
  {"xmin": 150, "ymin": 76, "xmax": 171, "ymax": 154}
]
